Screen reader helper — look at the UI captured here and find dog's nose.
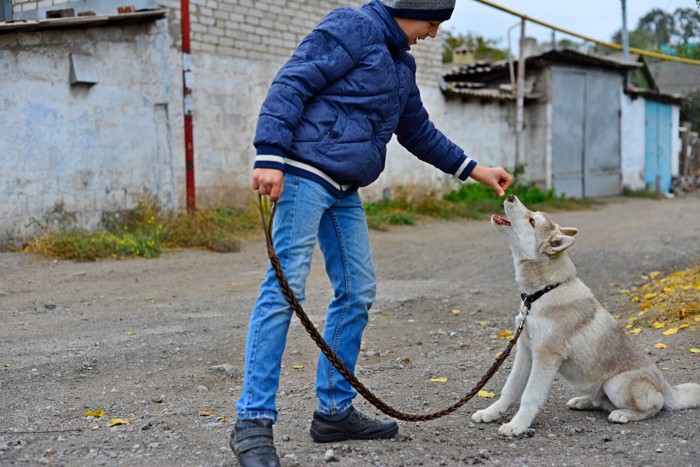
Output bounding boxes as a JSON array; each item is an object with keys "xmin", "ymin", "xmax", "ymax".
[{"xmin": 506, "ymin": 194, "xmax": 515, "ymax": 203}]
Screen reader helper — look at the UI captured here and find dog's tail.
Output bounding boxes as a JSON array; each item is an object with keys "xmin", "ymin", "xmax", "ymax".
[{"xmin": 663, "ymin": 383, "xmax": 700, "ymax": 410}]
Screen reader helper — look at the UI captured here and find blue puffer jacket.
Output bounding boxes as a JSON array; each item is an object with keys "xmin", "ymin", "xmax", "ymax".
[{"xmin": 253, "ymin": 0, "xmax": 476, "ymax": 196}]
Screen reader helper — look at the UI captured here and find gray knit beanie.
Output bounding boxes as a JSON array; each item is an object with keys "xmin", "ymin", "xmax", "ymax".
[{"xmin": 380, "ymin": 0, "xmax": 456, "ymax": 21}]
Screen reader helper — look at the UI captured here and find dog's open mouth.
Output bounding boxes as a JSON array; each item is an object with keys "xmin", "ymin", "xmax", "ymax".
[{"xmin": 493, "ymin": 215, "xmax": 511, "ymax": 226}]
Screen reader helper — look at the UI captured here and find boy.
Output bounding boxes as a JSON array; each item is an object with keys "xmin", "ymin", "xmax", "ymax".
[{"xmin": 232, "ymin": 1, "xmax": 513, "ymax": 466}]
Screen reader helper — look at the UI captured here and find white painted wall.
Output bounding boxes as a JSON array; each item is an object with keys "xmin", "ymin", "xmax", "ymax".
[
  {"xmin": 621, "ymin": 93, "xmax": 646, "ymax": 191},
  {"xmin": 672, "ymin": 105, "xmax": 681, "ymax": 177},
  {"xmin": 0, "ymin": 21, "xmax": 179, "ymax": 242}
]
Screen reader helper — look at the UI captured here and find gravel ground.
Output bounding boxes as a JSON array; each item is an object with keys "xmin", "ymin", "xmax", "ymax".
[{"xmin": 0, "ymin": 194, "xmax": 698, "ymax": 466}]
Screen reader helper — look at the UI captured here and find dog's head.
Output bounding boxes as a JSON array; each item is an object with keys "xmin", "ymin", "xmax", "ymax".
[{"xmin": 491, "ymin": 195, "xmax": 578, "ymax": 261}]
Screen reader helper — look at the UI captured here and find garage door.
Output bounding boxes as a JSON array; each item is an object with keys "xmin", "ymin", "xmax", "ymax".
[{"xmin": 551, "ymin": 66, "xmax": 622, "ymax": 198}]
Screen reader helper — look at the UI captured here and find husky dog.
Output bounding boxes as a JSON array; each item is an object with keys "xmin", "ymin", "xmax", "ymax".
[{"xmin": 472, "ymin": 194, "xmax": 700, "ymax": 437}]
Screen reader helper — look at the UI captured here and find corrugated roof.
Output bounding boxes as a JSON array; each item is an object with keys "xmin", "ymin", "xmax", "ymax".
[
  {"xmin": 536, "ymin": 48, "xmax": 644, "ymax": 69},
  {"xmin": 647, "ymin": 61, "xmax": 700, "ymax": 96},
  {"xmin": 0, "ymin": 8, "xmax": 166, "ymax": 34},
  {"xmin": 441, "ymin": 48, "xmax": 647, "ymax": 101}
]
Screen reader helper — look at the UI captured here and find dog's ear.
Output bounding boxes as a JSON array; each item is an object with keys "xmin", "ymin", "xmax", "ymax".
[
  {"xmin": 547, "ymin": 234, "xmax": 575, "ymax": 254},
  {"xmin": 560, "ymin": 227, "xmax": 578, "ymax": 236}
]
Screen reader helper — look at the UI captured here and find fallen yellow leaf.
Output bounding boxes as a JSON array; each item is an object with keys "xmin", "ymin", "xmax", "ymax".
[
  {"xmin": 84, "ymin": 408, "xmax": 105, "ymax": 418},
  {"xmin": 477, "ymin": 390, "xmax": 495, "ymax": 398},
  {"xmin": 108, "ymin": 418, "xmax": 133, "ymax": 427},
  {"xmin": 629, "ymin": 328, "xmax": 642, "ymax": 335},
  {"xmin": 690, "ymin": 348, "xmax": 700, "ymax": 354},
  {"xmin": 649, "ymin": 271, "xmax": 661, "ymax": 280},
  {"xmin": 408, "ymin": 319, "xmax": 416, "ymax": 323},
  {"xmin": 91, "ymin": 425, "xmax": 100, "ymax": 431},
  {"xmin": 496, "ymin": 330, "xmax": 513, "ymax": 339},
  {"xmin": 653, "ymin": 343, "xmax": 667, "ymax": 349},
  {"xmin": 292, "ymin": 365, "xmax": 304, "ymax": 370},
  {"xmin": 198, "ymin": 410, "xmax": 215, "ymax": 417},
  {"xmin": 381, "ymin": 312, "xmax": 391, "ymax": 317},
  {"xmin": 127, "ymin": 331, "xmax": 137, "ymax": 335},
  {"xmin": 3, "ymin": 363, "xmax": 9, "ymax": 368},
  {"xmin": 662, "ymin": 327, "xmax": 679, "ymax": 336},
  {"xmin": 430, "ymin": 377, "xmax": 448, "ymax": 383},
  {"xmin": 652, "ymin": 321, "xmax": 666, "ymax": 329},
  {"xmin": 219, "ymin": 416, "xmax": 230, "ymax": 422},
  {"xmin": 679, "ymin": 324, "xmax": 689, "ymax": 330},
  {"xmin": 477, "ymin": 320, "xmax": 488, "ymax": 326},
  {"xmin": 450, "ymin": 309, "xmax": 461, "ymax": 315}
]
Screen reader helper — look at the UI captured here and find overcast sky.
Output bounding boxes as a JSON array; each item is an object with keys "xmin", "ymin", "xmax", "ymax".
[{"xmin": 446, "ymin": 0, "xmax": 692, "ymax": 47}]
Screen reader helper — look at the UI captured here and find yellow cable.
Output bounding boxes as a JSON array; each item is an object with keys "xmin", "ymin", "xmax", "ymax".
[{"xmin": 473, "ymin": 0, "xmax": 700, "ymax": 66}]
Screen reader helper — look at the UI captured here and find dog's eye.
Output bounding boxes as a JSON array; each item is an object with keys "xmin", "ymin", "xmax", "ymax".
[{"xmin": 529, "ymin": 218, "xmax": 536, "ymax": 227}]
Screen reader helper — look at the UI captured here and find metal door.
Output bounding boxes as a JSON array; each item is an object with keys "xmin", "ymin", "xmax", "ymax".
[
  {"xmin": 551, "ymin": 67, "xmax": 622, "ymax": 197},
  {"xmin": 645, "ymin": 101, "xmax": 673, "ymax": 193}
]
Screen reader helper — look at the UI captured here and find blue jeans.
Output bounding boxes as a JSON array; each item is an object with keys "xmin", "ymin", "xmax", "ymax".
[{"xmin": 236, "ymin": 174, "xmax": 376, "ymax": 422}]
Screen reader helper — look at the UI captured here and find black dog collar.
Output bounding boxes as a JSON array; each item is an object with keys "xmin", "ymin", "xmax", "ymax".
[{"xmin": 521, "ymin": 283, "xmax": 561, "ymax": 311}]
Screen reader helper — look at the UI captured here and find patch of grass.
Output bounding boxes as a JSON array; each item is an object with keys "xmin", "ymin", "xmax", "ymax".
[
  {"xmin": 25, "ymin": 196, "xmax": 264, "ymax": 261},
  {"xmin": 365, "ymin": 171, "xmax": 595, "ymax": 230},
  {"xmin": 622, "ymin": 187, "xmax": 664, "ymax": 199}
]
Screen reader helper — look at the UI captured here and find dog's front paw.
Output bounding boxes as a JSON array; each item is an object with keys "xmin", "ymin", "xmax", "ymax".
[
  {"xmin": 498, "ymin": 422, "xmax": 534, "ymax": 437},
  {"xmin": 472, "ymin": 408, "xmax": 503, "ymax": 423},
  {"xmin": 608, "ymin": 410, "xmax": 631, "ymax": 424},
  {"xmin": 567, "ymin": 396, "xmax": 596, "ymax": 410}
]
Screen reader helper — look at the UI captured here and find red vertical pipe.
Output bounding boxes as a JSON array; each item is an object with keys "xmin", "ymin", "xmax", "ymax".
[{"xmin": 180, "ymin": 0, "xmax": 196, "ymax": 212}]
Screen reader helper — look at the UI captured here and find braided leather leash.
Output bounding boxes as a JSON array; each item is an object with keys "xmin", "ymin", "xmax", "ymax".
[{"xmin": 258, "ymin": 196, "xmax": 528, "ymax": 421}]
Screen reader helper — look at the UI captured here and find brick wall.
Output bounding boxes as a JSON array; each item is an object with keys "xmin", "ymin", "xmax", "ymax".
[{"xmin": 163, "ymin": 0, "xmax": 444, "ymax": 84}]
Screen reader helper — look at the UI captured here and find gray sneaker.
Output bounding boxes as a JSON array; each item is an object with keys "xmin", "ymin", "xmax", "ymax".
[{"xmin": 310, "ymin": 406, "xmax": 399, "ymax": 443}]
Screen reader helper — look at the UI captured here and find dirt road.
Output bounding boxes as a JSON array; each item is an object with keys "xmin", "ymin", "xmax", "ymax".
[{"xmin": 1, "ymin": 195, "xmax": 698, "ymax": 466}]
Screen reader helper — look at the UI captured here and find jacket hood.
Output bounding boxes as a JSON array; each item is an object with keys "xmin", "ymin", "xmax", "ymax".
[{"xmin": 363, "ymin": 0, "xmax": 409, "ymax": 54}]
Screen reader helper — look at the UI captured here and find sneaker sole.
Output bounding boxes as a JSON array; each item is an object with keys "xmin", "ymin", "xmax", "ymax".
[{"xmin": 309, "ymin": 424, "xmax": 399, "ymax": 443}]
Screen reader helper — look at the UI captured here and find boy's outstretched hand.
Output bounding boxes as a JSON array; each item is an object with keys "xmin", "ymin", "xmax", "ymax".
[{"xmin": 469, "ymin": 166, "xmax": 513, "ymax": 197}]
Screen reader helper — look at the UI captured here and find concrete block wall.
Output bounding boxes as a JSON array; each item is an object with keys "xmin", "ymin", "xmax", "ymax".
[
  {"xmin": 162, "ymin": 0, "xmax": 442, "ymax": 82},
  {"xmin": 0, "ymin": 20, "xmax": 178, "ymax": 244}
]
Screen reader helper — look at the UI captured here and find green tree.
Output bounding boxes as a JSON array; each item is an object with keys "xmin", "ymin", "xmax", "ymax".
[
  {"xmin": 637, "ymin": 8, "xmax": 675, "ymax": 48},
  {"xmin": 674, "ymin": 8, "xmax": 700, "ymax": 44},
  {"xmin": 611, "ymin": 28, "xmax": 654, "ymax": 50},
  {"xmin": 441, "ymin": 30, "xmax": 507, "ymax": 63},
  {"xmin": 611, "ymin": 7, "xmax": 700, "ymax": 58}
]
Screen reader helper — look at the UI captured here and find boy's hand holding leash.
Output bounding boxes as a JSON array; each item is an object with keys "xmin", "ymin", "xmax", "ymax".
[{"xmin": 252, "ymin": 168, "xmax": 284, "ymax": 201}]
